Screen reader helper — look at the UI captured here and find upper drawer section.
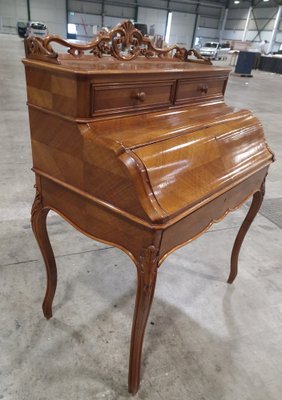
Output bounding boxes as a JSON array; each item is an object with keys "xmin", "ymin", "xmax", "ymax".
[
  {"xmin": 175, "ymin": 76, "xmax": 227, "ymax": 106},
  {"xmin": 91, "ymin": 80, "xmax": 175, "ymax": 116}
]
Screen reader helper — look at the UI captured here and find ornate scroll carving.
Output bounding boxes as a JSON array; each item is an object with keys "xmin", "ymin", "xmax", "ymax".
[
  {"xmin": 24, "ymin": 37, "xmax": 58, "ymax": 63},
  {"xmin": 31, "ymin": 185, "xmax": 43, "ymax": 218},
  {"xmin": 24, "ymin": 20, "xmax": 212, "ymax": 64},
  {"xmin": 138, "ymin": 245, "xmax": 159, "ymax": 294}
]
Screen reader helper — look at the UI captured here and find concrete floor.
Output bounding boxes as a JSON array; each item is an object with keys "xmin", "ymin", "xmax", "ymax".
[{"xmin": 0, "ymin": 34, "xmax": 281, "ymax": 400}]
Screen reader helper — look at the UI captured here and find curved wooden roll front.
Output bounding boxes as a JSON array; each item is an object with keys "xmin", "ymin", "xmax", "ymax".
[{"xmin": 23, "ymin": 21, "xmax": 274, "ymax": 395}]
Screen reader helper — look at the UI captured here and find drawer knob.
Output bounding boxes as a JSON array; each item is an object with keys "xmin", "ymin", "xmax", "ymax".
[
  {"xmin": 200, "ymin": 84, "xmax": 208, "ymax": 94},
  {"xmin": 135, "ymin": 91, "xmax": 146, "ymax": 102}
]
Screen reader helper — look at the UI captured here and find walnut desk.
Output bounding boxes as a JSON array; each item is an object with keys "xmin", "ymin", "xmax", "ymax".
[{"xmin": 23, "ymin": 21, "xmax": 274, "ymax": 395}]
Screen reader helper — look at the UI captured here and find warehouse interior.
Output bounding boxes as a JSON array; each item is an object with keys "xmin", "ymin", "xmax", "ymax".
[
  {"xmin": 0, "ymin": 0, "xmax": 282, "ymax": 399},
  {"xmin": 0, "ymin": 1, "xmax": 282, "ymax": 51}
]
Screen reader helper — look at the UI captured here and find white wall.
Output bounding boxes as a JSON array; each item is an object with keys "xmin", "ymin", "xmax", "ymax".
[
  {"xmin": 69, "ymin": 0, "xmax": 102, "ymax": 15},
  {"xmin": 276, "ymin": 17, "xmax": 282, "ymax": 45},
  {"xmin": 104, "ymin": 16, "xmax": 125, "ymax": 28},
  {"xmin": 222, "ymin": 7, "xmax": 248, "ymax": 42},
  {"xmin": 169, "ymin": 12, "xmax": 196, "ymax": 48},
  {"xmin": 245, "ymin": 7, "xmax": 277, "ymax": 43},
  {"xmin": 193, "ymin": 4, "xmax": 223, "ymax": 44},
  {"xmin": 68, "ymin": 14, "xmax": 135, "ymax": 40},
  {"xmin": 197, "ymin": 15, "xmax": 220, "ymax": 42},
  {"xmin": 137, "ymin": 7, "xmax": 167, "ymax": 38},
  {"xmin": 68, "ymin": 12, "xmax": 101, "ymax": 39},
  {"xmin": 104, "ymin": 4, "xmax": 134, "ymax": 19},
  {"xmin": 223, "ymin": 6, "xmax": 281, "ymax": 50},
  {"xmin": 30, "ymin": 0, "xmax": 66, "ymax": 37},
  {"xmin": 0, "ymin": 0, "xmax": 66, "ymax": 36},
  {"xmin": 68, "ymin": 1, "xmax": 134, "ymax": 39},
  {"xmin": 0, "ymin": 0, "xmax": 28, "ymax": 34}
]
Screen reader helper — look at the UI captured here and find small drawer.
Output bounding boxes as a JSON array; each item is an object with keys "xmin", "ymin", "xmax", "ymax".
[
  {"xmin": 175, "ymin": 77, "xmax": 227, "ymax": 105},
  {"xmin": 91, "ymin": 80, "xmax": 175, "ymax": 116}
]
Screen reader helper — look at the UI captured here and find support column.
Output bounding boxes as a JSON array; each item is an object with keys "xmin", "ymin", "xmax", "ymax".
[
  {"xmin": 268, "ymin": 6, "xmax": 282, "ymax": 53},
  {"xmin": 242, "ymin": 6, "xmax": 252, "ymax": 41},
  {"xmin": 134, "ymin": 0, "xmax": 138, "ymax": 22},
  {"xmin": 27, "ymin": 0, "xmax": 31, "ymax": 21},
  {"xmin": 164, "ymin": 1, "xmax": 171, "ymax": 43},
  {"xmin": 190, "ymin": 0, "xmax": 200, "ymax": 47},
  {"xmin": 101, "ymin": 0, "xmax": 105, "ymax": 27},
  {"xmin": 66, "ymin": 0, "xmax": 68, "ymax": 38},
  {"xmin": 219, "ymin": 7, "xmax": 228, "ymax": 42}
]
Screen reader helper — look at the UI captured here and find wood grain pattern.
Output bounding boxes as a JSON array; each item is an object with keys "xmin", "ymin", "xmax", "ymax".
[
  {"xmin": 91, "ymin": 80, "xmax": 175, "ymax": 115},
  {"xmin": 158, "ymin": 168, "xmax": 268, "ymax": 263},
  {"xmin": 228, "ymin": 179, "xmax": 265, "ymax": 284},
  {"xmin": 31, "ymin": 183, "xmax": 57, "ymax": 319},
  {"xmin": 129, "ymin": 245, "xmax": 160, "ymax": 395},
  {"xmin": 23, "ymin": 23, "xmax": 274, "ymax": 396},
  {"xmin": 175, "ymin": 76, "xmax": 227, "ymax": 105}
]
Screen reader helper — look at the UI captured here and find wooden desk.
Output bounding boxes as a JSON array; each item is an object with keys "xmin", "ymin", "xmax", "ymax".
[{"xmin": 23, "ymin": 21, "xmax": 274, "ymax": 395}]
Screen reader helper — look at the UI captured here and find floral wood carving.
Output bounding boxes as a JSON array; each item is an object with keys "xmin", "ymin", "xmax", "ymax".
[
  {"xmin": 138, "ymin": 245, "xmax": 159, "ymax": 295},
  {"xmin": 24, "ymin": 20, "xmax": 211, "ymax": 64},
  {"xmin": 31, "ymin": 185, "xmax": 43, "ymax": 219},
  {"xmin": 24, "ymin": 37, "xmax": 58, "ymax": 63}
]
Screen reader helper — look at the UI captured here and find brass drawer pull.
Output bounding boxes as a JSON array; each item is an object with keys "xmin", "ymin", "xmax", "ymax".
[
  {"xmin": 200, "ymin": 84, "xmax": 208, "ymax": 94},
  {"xmin": 135, "ymin": 91, "xmax": 146, "ymax": 102}
]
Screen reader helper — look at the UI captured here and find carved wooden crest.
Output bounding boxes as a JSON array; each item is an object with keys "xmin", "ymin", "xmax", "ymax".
[{"xmin": 24, "ymin": 20, "xmax": 211, "ymax": 64}]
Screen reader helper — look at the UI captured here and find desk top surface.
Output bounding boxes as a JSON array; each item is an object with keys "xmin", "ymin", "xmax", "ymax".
[{"xmin": 23, "ymin": 54, "xmax": 230, "ymax": 75}]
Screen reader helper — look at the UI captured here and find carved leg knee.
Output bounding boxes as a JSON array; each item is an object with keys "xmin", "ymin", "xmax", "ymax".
[
  {"xmin": 31, "ymin": 188, "xmax": 57, "ymax": 319},
  {"xmin": 128, "ymin": 245, "xmax": 159, "ymax": 395}
]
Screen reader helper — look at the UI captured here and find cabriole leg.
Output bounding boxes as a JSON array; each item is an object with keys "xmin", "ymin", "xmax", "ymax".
[
  {"xmin": 31, "ymin": 189, "xmax": 57, "ymax": 319},
  {"xmin": 228, "ymin": 181, "xmax": 265, "ymax": 284},
  {"xmin": 128, "ymin": 245, "xmax": 159, "ymax": 395}
]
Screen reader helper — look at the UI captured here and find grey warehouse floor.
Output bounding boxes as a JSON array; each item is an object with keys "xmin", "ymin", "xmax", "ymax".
[{"xmin": 0, "ymin": 34, "xmax": 281, "ymax": 400}]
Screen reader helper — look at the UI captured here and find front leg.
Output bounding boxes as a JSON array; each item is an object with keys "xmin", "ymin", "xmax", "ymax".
[
  {"xmin": 31, "ymin": 188, "xmax": 57, "ymax": 319},
  {"xmin": 128, "ymin": 245, "xmax": 159, "ymax": 395},
  {"xmin": 228, "ymin": 180, "xmax": 265, "ymax": 284}
]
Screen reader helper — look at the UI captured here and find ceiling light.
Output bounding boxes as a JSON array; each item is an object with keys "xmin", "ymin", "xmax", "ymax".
[{"xmin": 234, "ymin": 0, "xmax": 240, "ymax": 4}]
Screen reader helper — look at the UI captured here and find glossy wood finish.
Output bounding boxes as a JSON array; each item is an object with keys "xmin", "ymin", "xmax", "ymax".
[
  {"xmin": 175, "ymin": 76, "xmax": 227, "ymax": 105},
  {"xmin": 91, "ymin": 80, "xmax": 175, "ymax": 115},
  {"xmin": 228, "ymin": 179, "xmax": 265, "ymax": 284},
  {"xmin": 31, "ymin": 183, "xmax": 57, "ymax": 320},
  {"xmin": 129, "ymin": 245, "xmax": 160, "ymax": 395},
  {"xmin": 24, "ymin": 20, "xmax": 211, "ymax": 64},
  {"xmin": 23, "ymin": 21, "xmax": 274, "ymax": 396}
]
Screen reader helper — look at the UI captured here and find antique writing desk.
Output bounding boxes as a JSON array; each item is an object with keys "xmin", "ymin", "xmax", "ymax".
[{"xmin": 23, "ymin": 21, "xmax": 274, "ymax": 395}]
